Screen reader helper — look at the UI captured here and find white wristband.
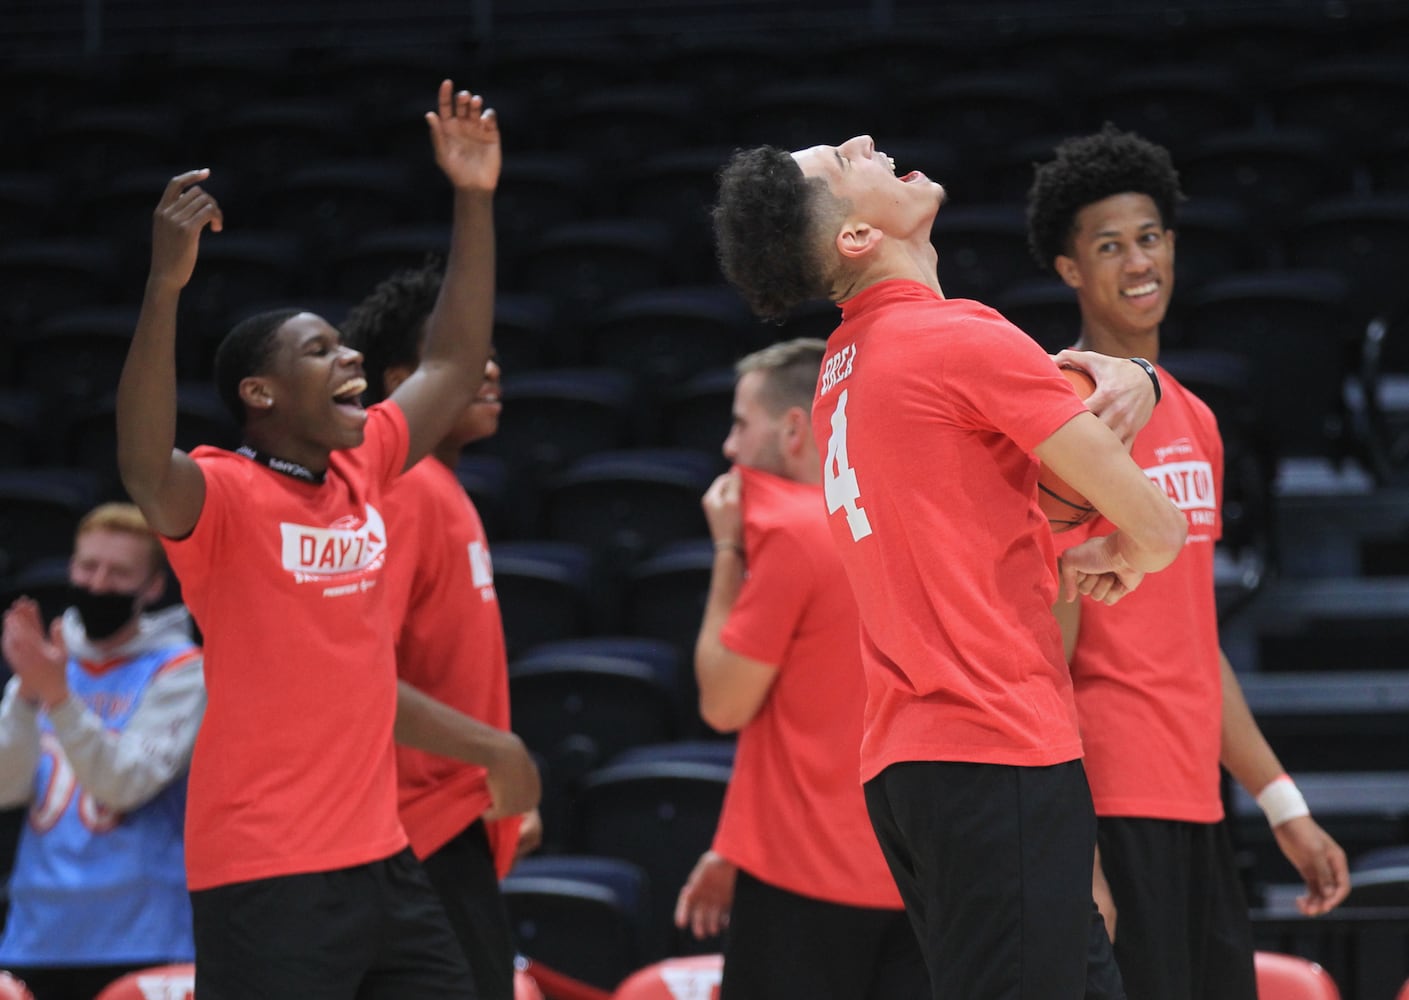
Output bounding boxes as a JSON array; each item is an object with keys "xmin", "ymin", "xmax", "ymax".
[{"xmin": 1256, "ymin": 774, "xmax": 1310, "ymax": 828}]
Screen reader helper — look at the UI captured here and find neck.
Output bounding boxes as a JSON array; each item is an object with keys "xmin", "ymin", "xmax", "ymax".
[
  {"xmin": 240, "ymin": 428, "xmax": 331, "ymax": 479},
  {"xmin": 840, "ymin": 239, "xmax": 943, "ymax": 303},
  {"xmin": 787, "ymin": 448, "xmax": 823, "ymax": 486},
  {"xmin": 431, "ymin": 439, "xmax": 463, "ymax": 470},
  {"xmin": 1074, "ymin": 319, "xmax": 1161, "ymax": 363}
]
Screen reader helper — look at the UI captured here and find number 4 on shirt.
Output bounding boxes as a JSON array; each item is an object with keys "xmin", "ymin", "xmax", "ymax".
[{"xmin": 824, "ymin": 389, "xmax": 873, "ymax": 542}]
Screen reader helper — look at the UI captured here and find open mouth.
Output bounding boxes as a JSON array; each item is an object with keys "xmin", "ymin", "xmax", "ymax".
[
  {"xmin": 332, "ymin": 376, "xmax": 367, "ymax": 408},
  {"xmin": 1122, "ymin": 281, "xmax": 1159, "ymax": 298}
]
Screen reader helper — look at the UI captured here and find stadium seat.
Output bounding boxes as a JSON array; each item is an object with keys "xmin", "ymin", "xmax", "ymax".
[
  {"xmin": 489, "ymin": 541, "xmax": 595, "ymax": 655},
  {"xmin": 482, "ymin": 368, "xmax": 635, "ymax": 478},
  {"xmin": 255, "ymin": 159, "xmax": 419, "ymax": 270},
  {"xmin": 515, "ymin": 637, "xmax": 685, "ymax": 718},
  {"xmin": 1253, "ymin": 951, "xmax": 1341, "ymax": 1000},
  {"xmin": 1271, "ymin": 57, "xmax": 1409, "ymax": 155},
  {"xmin": 509, "ymin": 855, "xmax": 652, "ymax": 982},
  {"xmin": 0, "ymin": 468, "xmax": 102, "ymax": 579},
  {"xmin": 0, "ymin": 237, "xmax": 120, "ymax": 330},
  {"xmin": 549, "ymin": 86, "xmax": 698, "ymax": 174},
  {"xmin": 328, "ymin": 224, "xmax": 450, "ymax": 302},
  {"xmin": 588, "ymin": 287, "xmax": 757, "ymax": 398},
  {"xmin": 0, "ymin": 172, "xmax": 61, "ymax": 242},
  {"xmin": 995, "ymin": 278, "xmax": 1080, "ymax": 354},
  {"xmin": 1286, "ymin": 195, "xmax": 1409, "ymax": 328},
  {"xmin": 94, "ymin": 963, "xmax": 194, "ymax": 1000},
  {"xmin": 541, "ymin": 450, "xmax": 714, "ymax": 571},
  {"xmin": 610, "ymin": 741, "xmax": 735, "ymax": 770},
  {"xmin": 516, "ymin": 220, "xmax": 674, "ymax": 354},
  {"xmin": 927, "ymin": 203, "xmax": 1035, "ymax": 303},
  {"xmin": 1168, "ymin": 198, "xmax": 1267, "ymax": 307},
  {"xmin": 202, "ymin": 98, "xmax": 359, "ymax": 200},
  {"xmin": 1179, "ymin": 269, "xmax": 1357, "ymax": 464},
  {"xmin": 621, "ymin": 539, "xmax": 714, "ymax": 679},
  {"xmin": 571, "ymin": 760, "xmax": 731, "ymax": 960},
  {"xmin": 0, "ymin": 557, "xmax": 72, "ymax": 626},
  {"xmin": 0, "ymin": 394, "xmax": 41, "ymax": 468},
  {"xmin": 502, "ymin": 875, "xmax": 644, "ymax": 991},
  {"xmin": 612, "ymin": 954, "xmax": 723, "ymax": 1000},
  {"xmin": 616, "ymin": 148, "xmax": 734, "ymax": 286},
  {"xmin": 492, "ymin": 154, "xmax": 592, "ymax": 282},
  {"xmin": 490, "ymin": 293, "xmax": 557, "ymax": 374},
  {"xmin": 664, "ymin": 368, "xmax": 735, "ymax": 457},
  {"xmin": 1180, "ymin": 128, "xmax": 1352, "ymax": 232},
  {"xmin": 40, "ymin": 106, "xmax": 186, "ymax": 191},
  {"xmin": 1096, "ymin": 63, "xmax": 1256, "ymax": 160},
  {"xmin": 1344, "ymin": 865, "xmax": 1409, "ymax": 907},
  {"xmin": 732, "ymin": 79, "xmax": 878, "ymax": 152},
  {"xmin": 508, "ymin": 652, "xmax": 680, "ymax": 802},
  {"xmin": 896, "ymin": 72, "xmax": 1070, "ymax": 155}
]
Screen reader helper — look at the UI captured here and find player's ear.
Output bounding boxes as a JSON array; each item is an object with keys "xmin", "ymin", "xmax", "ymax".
[
  {"xmin": 1055, "ymin": 254, "xmax": 1082, "ymax": 290},
  {"xmin": 239, "ymin": 377, "xmax": 275, "ymax": 412},
  {"xmin": 837, "ymin": 221, "xmax": 881, "ymax": 259}
]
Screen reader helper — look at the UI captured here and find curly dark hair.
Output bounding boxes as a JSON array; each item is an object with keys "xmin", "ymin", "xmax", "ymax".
[
  {"xmin": 213, "ymin": 308, "xmax": 301, "ymax": 425},
  {"xmin": 1026, "ymin": 123, "xmax": 1184, "ymax": 271},
  {"xmin": 713, "ymin": 146, "xmax": 848, "ymax": 322},
  {"xmin": 340, "ymin": 257, "xmax": 445, "ymax": 404}
]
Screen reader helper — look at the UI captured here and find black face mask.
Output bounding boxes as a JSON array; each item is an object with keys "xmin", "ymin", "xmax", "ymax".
[{"xmin": 66, "ymin": 585, "xmax": 140, "ymax": 642}]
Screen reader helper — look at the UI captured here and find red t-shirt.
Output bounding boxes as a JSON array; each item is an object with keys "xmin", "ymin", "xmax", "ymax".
[
  {"xmin": 1054, "ymin": 369, "xmax": 1225, "ymax": 822},
  {"xmin": 163, "ymin": 403, "xmax": 410, "ymax": 890},
  {"xmin": 381, "ymin": 457, "xmax": 521, "ymax": 874},
  {"xmin": 711, "ymin": 466, "xmax": 901, "ymax": 909},
  {"xmin": 810, "ymin": 281, "xmax": 1090, "ymax": 781}
]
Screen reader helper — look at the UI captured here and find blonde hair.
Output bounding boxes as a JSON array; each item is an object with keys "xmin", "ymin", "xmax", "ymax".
[
  {"xmin": 735, "ymin": 338, "xmax": 828, "ymax": 415},
  {"xmin": 76, "ymin": 503, "xmax": 167, "ymax": 575}
]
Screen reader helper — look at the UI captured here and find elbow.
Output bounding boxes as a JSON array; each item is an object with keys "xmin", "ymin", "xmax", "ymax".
[
  {"xmin": 1142, "ymin": 507, "xmax": 1189, "ymax": 572},
  {"xmin": 698, "ymin": 696, "xmax": 749, "ymax": 735}
]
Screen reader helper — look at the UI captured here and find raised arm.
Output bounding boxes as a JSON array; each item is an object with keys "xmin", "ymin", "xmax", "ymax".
[
  {"xmin": 116, "ymin": 170, "xmax": 223, "ymax": 539},
  {"xmin": 1035, "ymin": 411, "xmax": 1187, "ymax": 604},
  {"xmin": 694, "ymin": 471, "xmax": 778, "ymax": 733},
  {"xmin": 390, "ymin": 80, "xmax": 500, "ymax": 469}
]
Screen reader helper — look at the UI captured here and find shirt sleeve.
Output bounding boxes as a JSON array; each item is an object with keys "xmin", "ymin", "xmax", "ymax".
[
  {"xmin": 719, "ymin": 525, "xmax": 814, "ymax": 670},
  {"xmin": 48, "ymin": 651, "xmax": 206, "ymax": 813},
  {"xmin": 0, "ymin": 678, "xmax": 40, "ymax": 807}
]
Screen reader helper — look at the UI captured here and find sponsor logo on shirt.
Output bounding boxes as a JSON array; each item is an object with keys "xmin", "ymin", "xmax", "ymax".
[
  {"xmin": 279, "ymin": 503, "xmax": 388, "ymax": 594},
  {"xmin": 468, "ymin": 540, "xmax": 497, "ymax": 601},
  {"xmin": 1146, "ymin": 459, "xmax": 1217, "ymax": 530},
  {"xmin": 820, "ymin": 343, "xmax": 856, "ymax": 395}
]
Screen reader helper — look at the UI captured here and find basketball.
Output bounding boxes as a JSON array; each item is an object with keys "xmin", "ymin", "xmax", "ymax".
[{"xmin": 1038, "ymin": 366, "xmax": 1098, "ymax": 531}]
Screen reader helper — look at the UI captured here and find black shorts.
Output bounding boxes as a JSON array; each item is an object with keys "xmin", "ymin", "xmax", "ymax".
[
  {"xmin": 190, "ymin": 848, "xmax": 476, "ymax": 1000},
  {"xmin": 864, "ymin": 759, "xmax": 1125, "ymax": 1000},
  {"xmin": 1097, "ymin": 817, "xmax": 1257, "ymax": 1000},
  {"xmin": 421, "ymin": 820, "xmax": 516, "ymax": 1000},
  {"xmin": 719, "ymin": 868, "xmax": 927, "ymax": 1000}
]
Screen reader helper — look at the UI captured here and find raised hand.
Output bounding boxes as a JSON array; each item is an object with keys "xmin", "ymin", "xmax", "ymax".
[
  {"xmin": 1, "ymin": 598, "xmax": 69, "ymax": 708},
  {"xmin": 425, "ymin": 79, "xmax": 501, "ymax": 193},
  {"xmin": 149, "ymin": 169, "xmax": 223, "ymax": 293}
]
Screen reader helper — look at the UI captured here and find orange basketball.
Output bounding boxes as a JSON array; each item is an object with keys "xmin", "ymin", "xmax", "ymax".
[{"xmin": 1038, "ymin": 366, "xmax": 1098, "ymax": 531}]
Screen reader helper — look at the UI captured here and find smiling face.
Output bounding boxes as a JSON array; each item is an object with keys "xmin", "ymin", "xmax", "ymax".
[
  {"xmin": 449, "ymin": 353, "xmax": 503, "ymax": 446},
  {"xmin": 790, "ymin": 134, "xmax": 945, "ymax": 245},
  {"xmin": 245, "ymin": 312, "xmax": 370, "ymax": 458},
  {"xmin": 1056, "ymin": 192, "xmax": 1175, "ymax": 341}
]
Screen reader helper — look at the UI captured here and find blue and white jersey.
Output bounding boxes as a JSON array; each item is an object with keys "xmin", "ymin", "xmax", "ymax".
[{"xmin": 0, "ymin": 605, "xmax": 205, "ymax": 966}]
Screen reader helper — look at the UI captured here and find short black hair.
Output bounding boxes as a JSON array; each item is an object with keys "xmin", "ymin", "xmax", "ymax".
[
  {"xmin": 735, "ymin": 338, "xmax": 827, "ymax": 414},
  {"xmin": 341, "ymin": 257, "xmax": 444, "ymax": 404},
  {"xmin": 713, "ymin": 146, "xmax": 847, "ymax": 322},
  {"xmin": 1026, "ymin": 123, "xmax": 1184, "ymax": 271},
  {"xmin": 213, "ymin": 308, "xmax": 301, "ymax": 425}
]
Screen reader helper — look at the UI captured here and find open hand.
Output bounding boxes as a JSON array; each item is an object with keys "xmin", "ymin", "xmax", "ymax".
[
  {"xmin": 674, "ymin": 850, "xmax": 736, "ymax": 940},
  {"xmin": 426, "ymin": 79, "xmax": 501, "ymax": 193},
  {"xmin": 1, "ymin": 598, "xmax": 69, "ymax": 708}
]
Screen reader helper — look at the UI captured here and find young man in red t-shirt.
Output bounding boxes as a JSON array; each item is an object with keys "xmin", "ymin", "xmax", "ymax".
[
  {"xmin": 673, "ymin": 339, "xmax": 926, "ymax": 999},
  {"xmin": 1027, "ymin": 124, "xmax": 1349, "ymax": 1000},
  {"xmin": 712, "ymin": 137, "xmax": 1190, "ymax": 1000},
  {"xmin": 116, "ymin": 81, "xmax": 537, "ymax": 999},
  {"xmin": 342, "ymin": 260, "xmax": 542, "ymax": 1000}
]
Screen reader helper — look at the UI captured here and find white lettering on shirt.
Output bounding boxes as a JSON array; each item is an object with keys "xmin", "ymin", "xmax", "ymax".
[
  {"xmin": 820, "ymin": 343, "xmax": 856, "ymax": 395},
  {"xmin": 280, "ymin": 503, "xmax": 389, "ymax": 591}
]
